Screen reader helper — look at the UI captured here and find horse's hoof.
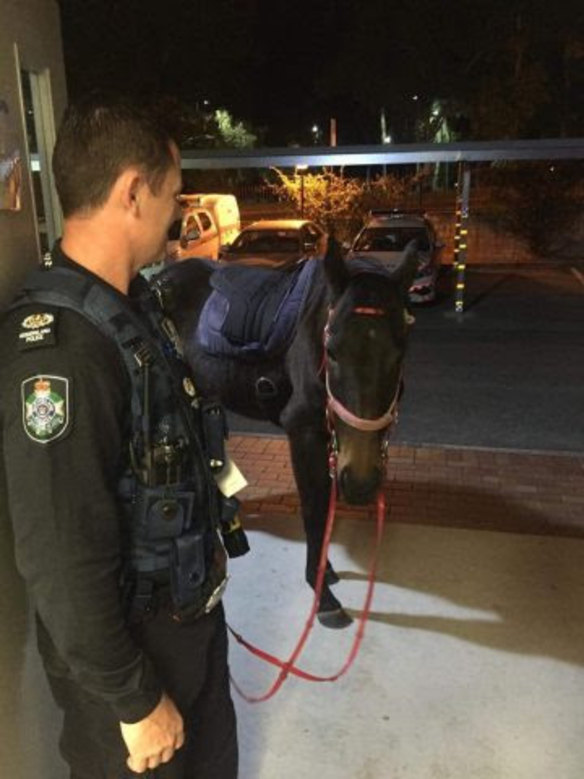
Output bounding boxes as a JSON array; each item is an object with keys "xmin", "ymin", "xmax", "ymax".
[
  {"xmin": 325, "ymin": 566, "xmax": 340, "ymax": 586},
  {"xmin": 317, "ymin": 608, "xmax": 353, "ymax": 630}
]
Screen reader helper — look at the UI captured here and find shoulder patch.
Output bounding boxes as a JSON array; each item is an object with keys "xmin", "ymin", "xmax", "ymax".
[
  {"xmin": 21, "ymin": 375, "xmax": 70, "ymax": 444},
  {"xmin": 18, "ymin": 312, "xmax": 57, "ymax": 351}
]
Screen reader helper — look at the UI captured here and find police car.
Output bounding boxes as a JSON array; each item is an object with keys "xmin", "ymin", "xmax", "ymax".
[{"xmin": 347, "ymin": 210, "xmax": 443, "ymax": 303}]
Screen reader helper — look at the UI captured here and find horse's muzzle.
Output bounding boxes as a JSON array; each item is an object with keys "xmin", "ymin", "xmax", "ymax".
[{"xmin": 339, "ymin": 465, "xmax": 383, "ymax": 505}]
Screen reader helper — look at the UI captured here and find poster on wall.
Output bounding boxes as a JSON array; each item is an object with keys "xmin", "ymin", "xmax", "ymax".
[{"xmin": 0, "ymin": 97, "xmax": 22, "ymax": 211}]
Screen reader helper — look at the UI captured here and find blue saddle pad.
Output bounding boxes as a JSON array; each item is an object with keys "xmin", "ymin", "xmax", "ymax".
[{"xmin": 196, "ymin": 259, "xmax": 318, "ymax": 359}]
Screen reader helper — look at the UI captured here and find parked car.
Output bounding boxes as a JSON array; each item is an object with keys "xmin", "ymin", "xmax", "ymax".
[
  {"xmin": 220, "ymin": 219, "xmax": 327, "ymax": 267},
  {"xmin": 166, "ymin": 193, "xmax": 241, "ymax": 261},
  {"xmin": 347, "ymin": 210, "xmax": 443, "ymax": 303}
]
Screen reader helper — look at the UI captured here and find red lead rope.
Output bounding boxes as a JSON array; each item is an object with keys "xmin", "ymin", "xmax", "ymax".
[{"xmin": 227, "ymin": 468, "xmax": 387, "ymax": 703}]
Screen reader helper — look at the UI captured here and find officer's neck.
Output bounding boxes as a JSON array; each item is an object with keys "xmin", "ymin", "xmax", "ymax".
[{"xmin": 61, "ymin": 219, "xmax": 133, "ymax": 295}]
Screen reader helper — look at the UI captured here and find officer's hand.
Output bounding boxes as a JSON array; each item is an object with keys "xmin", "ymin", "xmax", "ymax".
[{"xmin": 120, "ymin": 692, "xmax": 185, "ymax": 773}]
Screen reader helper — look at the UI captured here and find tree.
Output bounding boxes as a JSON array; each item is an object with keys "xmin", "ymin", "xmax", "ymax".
[
  {"xmin": 152, "ymin": 99, "xmax": 258, "ymax": 192},
  {"xmin": 269, "ymin": 168, "xmax": 415, "ymax": 241},
  {"xmin": 482, "ymin": 162, "xmax": 584, "ymax": 258},
  {"xmin": 214, "ymin": 109, "xmax": 257, "ymax": 149},
  {"xmin": 317, "ymin": 0, "xmax": 582, "ymax": 143}
]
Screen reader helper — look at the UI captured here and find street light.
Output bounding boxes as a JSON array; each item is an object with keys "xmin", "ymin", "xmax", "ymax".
[
  {"xmin": 295, "ymin": 164, "xmax": 308, "ymax": 217},
  {"xmin": 382, "ymin": 133, "xmax": 392, "ymax": 176}
]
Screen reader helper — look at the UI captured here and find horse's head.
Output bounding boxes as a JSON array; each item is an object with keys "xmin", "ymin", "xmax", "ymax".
[{"xmin": 323, "ymin": 238, "xmax": 417, "ymax": 505}]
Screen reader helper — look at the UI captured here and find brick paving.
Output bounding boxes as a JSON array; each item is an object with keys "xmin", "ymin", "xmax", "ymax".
[{"xmin": 228, "ymin": 435, "xmax": 584, "ymax": 538}]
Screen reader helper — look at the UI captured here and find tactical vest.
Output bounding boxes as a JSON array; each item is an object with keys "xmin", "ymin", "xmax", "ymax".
[{"xmin": 11, "ymin": 264, "xmax": 231, "ymax": 622}]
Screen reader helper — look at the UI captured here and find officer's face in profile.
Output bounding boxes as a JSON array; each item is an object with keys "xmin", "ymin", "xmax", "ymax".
[{"xmin": 134, "ymin": 143, "xmax": 182, "ymax": 269}]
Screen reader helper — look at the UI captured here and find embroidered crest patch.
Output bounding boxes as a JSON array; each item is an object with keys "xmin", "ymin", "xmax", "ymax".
[
  {"xmin": 19, "ymin": 312, "xmax": 57, "ymax": 351},
  {"xmin": 22, "ymin": 313, "xmax": 54, "ymax": 330},
  {"xmin": 21, "ymin": 375, "xmax": 70, "ymax": 444}
]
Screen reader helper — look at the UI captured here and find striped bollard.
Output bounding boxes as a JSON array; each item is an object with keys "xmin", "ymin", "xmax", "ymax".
[{"xmin": 454, "ymin": 163, "xmax": 471, "ymax": 314}]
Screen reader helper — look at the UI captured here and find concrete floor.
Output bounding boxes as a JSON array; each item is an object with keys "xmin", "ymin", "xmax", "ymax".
[
  {"xmin": 227, "ymin": 514, "xmax": 584, "ymax": 779},
  {"xmin": 2, "ymin": 512, "xmax": 584, "ymax": 778},
  {"xmin": 0, "ymin": 516, "xmax": 66, "ymax": 779}
]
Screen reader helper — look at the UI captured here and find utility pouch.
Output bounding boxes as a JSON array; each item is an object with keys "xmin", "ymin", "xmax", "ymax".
[
  {"xmin": 170, "ymin": 532, "xmax": 206, "ymax": 610},
  {"xmin": 171, "ymin": 532, "xmax": 228, "ymax": 622},
  {"xmin": 201, "ymin": 400, "xmax": 228, "ymax": 470},
  {"xmin": 134, "ymin": 486, "xmax": 196, "ymax": 541}
]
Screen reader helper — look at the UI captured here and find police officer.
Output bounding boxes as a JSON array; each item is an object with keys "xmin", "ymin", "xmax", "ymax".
[{"xmin": 0, "ymin": 97, "xmax": 238, "ymax": 778}]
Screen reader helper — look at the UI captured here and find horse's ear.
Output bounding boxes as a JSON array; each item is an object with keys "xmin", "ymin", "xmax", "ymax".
[
  {"xmin": 396, "ymin": 240, "xmax": 419, "ymax": 300},
  {"xmin": 323, "ymin": 236, "xmax": 350, "ymax": 299}
]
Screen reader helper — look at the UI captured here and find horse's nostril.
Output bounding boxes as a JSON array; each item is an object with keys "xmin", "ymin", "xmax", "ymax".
[{"xmin": 339, "ymin": 466, "xmax": 382, "ymax": 505}]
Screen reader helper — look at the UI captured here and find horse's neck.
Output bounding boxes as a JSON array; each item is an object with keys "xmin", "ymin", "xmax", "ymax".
[
  {"xmin": 164, "ymin": 263, "xmax": 214, "ymax": 340},
  {"xmin": 306, "ymin": 264, "xmax": 332, "ymax": 323}
]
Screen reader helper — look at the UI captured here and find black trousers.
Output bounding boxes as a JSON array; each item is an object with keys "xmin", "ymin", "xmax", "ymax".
[{"xmin": 46, "ymin": 604, "xmax": 238, "ymax": 779}]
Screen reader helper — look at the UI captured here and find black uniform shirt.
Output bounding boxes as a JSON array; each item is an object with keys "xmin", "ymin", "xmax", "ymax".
[{"xmin": 0, "ymin": 246, "xmax": 163, "ymax": 723}]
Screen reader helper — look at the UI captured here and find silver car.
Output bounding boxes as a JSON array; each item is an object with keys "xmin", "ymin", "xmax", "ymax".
[{"xmin": 348, "ymin": 210, "xmax": 443, "ymax": 303}]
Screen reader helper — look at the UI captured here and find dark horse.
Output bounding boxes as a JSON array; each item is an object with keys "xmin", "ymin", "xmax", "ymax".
[{"xmin": 154, "ymin": 240, "xmax": 417, "ymax": 628}]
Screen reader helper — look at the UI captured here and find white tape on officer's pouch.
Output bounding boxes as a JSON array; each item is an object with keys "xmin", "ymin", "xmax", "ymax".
[{"xmin": 214, "ymin": 455, "xmax": 248, "ymax": 497}]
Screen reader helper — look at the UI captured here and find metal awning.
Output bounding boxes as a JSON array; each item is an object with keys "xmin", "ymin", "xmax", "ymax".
[
  {"xmin": 181, "ymin": 138, "xmax": 584, "ymax": 169},
  {"xmin": 180, "ymin": 138, "xmax": 584, "ymax": 315}
]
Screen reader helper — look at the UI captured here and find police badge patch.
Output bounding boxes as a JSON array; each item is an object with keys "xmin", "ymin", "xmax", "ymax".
[
  {"xmin": 18, "ymin": 312, "xmax": 57, "ymax": 350},
  {"xmin": 22, "ymin": 313, "xmax": 54, "ymax": 329},
  {"xmin": 22, "ymin": 375, "xmax": 70, "ymax": 444}
]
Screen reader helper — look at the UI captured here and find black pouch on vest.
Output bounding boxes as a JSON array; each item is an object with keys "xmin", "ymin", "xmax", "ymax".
[
  {"xmin": 170, "ymin": 533, "xmax": 228, "ymax": 622},
  {"xmin": 201, "ymin": 400, "xmax": 228, "ymax": 469},
  {"xmin": 170, "ymin": 532, "xmax": 206, "ymax": 610},
  {"xmin": 134, "ymin": 487, "xmax": 195, "ymax": 541}
]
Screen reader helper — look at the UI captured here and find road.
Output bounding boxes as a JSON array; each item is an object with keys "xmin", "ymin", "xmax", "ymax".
[{"xmin": 227, "ymin": 264, "xmax": 584, "ymax": 454}]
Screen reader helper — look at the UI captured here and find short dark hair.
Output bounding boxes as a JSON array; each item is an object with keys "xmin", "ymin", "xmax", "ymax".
[{"xmin": 53, "ymin": 94, "xmax": 177, "ymax": 218}]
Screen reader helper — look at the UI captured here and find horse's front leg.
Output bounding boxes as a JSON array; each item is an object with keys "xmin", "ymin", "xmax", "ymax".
[{"xmin": 288, "ymin": 426, "xmax": 352, "ymax": 629}]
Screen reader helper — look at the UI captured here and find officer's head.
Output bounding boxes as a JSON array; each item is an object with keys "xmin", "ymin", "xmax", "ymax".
[{"xmin": 53, "ymin": 94, "xmax": 182, "ymax": 268}]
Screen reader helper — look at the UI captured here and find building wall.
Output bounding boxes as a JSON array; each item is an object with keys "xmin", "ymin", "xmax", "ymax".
[
  {"xmin": 0, "ymin": 4, "xmax": 68, "ymax": 777},
  {"xmin": 0, "ymin": 0, "xmax": 67, "ymax": 308}
]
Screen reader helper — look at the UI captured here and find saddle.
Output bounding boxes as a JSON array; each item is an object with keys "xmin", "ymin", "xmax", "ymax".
[{"xmin": 196, "ymin": 259, "xmax": 318, "ymax": 360}]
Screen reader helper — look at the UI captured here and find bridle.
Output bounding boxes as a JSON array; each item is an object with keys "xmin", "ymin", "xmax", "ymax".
[{"xmin": 322, "ymin": 304, "xmax": 402, "ymax": 464}]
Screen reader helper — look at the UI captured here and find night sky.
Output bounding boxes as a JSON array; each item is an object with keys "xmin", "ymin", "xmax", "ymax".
[{"xmin": 57, "ymin": 0, "xmax": 582, "ymax": 146}]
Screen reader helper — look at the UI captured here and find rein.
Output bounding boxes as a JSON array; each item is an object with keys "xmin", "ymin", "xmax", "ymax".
[{"xmin": 228, "ymin": 460, "xmax": 387, "ymax": 703}]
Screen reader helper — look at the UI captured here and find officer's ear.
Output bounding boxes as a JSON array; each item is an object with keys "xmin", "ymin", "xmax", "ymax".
[{"xmin": 114, "ymin": 168, "xmax": 143, "ymax": 216}]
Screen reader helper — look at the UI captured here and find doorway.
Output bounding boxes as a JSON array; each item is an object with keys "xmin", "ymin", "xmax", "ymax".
[{"xmin": 18, "ymin": 60, "xmax": 61, "ymax": 257}]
